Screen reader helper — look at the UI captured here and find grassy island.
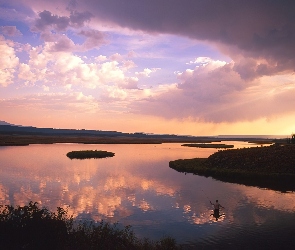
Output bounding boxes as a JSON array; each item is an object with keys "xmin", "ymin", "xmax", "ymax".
[
  {"xmin": 67, "ymin": 150, "xmax": 115, "ymax": 159},
  {"xmin": 182, "ymin": 143, "xmax": 234, "ymax": 148},
  {"xmin": 0, "ymin": 202, "xmax": 179, "ymax": 249},
  {"xmin": 170, "ymin": 144, "xmax": 295, "ymax": 191}
]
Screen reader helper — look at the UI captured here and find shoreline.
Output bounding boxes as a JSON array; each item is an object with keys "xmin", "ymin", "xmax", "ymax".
[
  {"xmin": 169, "ymin": 144, "xmax": 295, "ymax": 191},
  {"xmin": 0, "ymin": 134, "xmax": 276, "ymax": 146}
]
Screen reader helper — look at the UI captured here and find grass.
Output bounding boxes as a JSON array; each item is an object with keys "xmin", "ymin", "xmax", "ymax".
[
  {"xmin": 0, "ymin": 202, "xmax": 180, "ymax": 250},
  {"xmin": 182, "ymin": 143, "xmax": 234, "ymax": 148},
  {"xmin": 170, "ymin": 144, "xmax": 295, "ymax": 191},
  {"xmin": 0, "ymin": 134, "xmax": 278, "ymax": 146},
  {"xmin": 66, "ymin": 150, "xmax": 115, "ymax": 159}
]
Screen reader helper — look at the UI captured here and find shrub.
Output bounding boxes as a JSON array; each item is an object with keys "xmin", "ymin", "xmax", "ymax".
[{"xmin": 0, "ymin": 202, "xmax": 180, "ymax": 250}]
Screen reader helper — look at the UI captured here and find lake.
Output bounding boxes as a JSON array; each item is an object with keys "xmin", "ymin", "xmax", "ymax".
[{"xmin": 1, "ymin": 142, "xmax": 295, "ymax": 249}]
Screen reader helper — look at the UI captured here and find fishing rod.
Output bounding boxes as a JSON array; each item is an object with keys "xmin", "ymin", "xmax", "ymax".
[
  {"xmin": 200, "ymin": 188, "xmax": 211, "ymax": 202},
  {"xmin": 200, "ymin": 188, "xmax": 226, "ymax": 210}
]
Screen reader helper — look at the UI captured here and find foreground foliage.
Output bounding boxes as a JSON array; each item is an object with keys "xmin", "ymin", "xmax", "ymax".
[
  {"xmin": 0, "ymin": 202, "xmax": 179, "ymax": 250},
  {"xmin": 67, "ymin": 150, "xmax": 115, "ymax": 159}
]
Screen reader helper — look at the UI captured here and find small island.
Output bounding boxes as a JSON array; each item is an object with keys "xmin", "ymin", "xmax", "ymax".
[
  {"xmin": 170, "ymin": 144, "xmax": 295, "ymax": 191},
  {"xmin": 182, "ymin": 143, "xmax": 234, "ymax": 148},
  {"xmin": 66, "ymin": 150, "xmax": 115, "ymax": 159}
]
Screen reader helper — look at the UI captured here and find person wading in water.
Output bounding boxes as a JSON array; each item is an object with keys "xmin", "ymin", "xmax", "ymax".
[{"xmin": 210, "ymin": 200, "xmax": 224, "ymax": 221}]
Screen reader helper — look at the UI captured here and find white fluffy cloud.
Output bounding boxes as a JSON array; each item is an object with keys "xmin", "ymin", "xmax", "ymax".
[
  {"xmin": 18, "ymin": 63, "xmax": 36, "ymax": 84},
  {"xmin": 9, "ymin": 41, "xmax": 142, "ymax": 98},
  {"xmin": 0, "ymin": 36, "xmax": 19, "ymax": 86},
  {"xmin": 135, "ymin": 68, "xmax": 160, "ymax": 78}
]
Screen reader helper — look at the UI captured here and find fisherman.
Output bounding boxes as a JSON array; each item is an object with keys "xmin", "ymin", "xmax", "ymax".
[{"xmin": 210, "ymin": 200, "xmax": 224, "ymax": 220}]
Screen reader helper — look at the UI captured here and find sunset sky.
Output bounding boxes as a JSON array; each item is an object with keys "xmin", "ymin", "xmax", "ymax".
[{"xmin": 1, "ymin": 0, "xmax": 295, "ymax": 136}]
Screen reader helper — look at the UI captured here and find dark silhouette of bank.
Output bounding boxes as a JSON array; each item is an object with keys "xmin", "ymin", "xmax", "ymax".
[
  {"xmin": 66, "ymin": 150, "xmax": 115, "ymax": 159},
  {"xmin": 169, "ymin": 144, "xmax": 295, "ymax": 192}
]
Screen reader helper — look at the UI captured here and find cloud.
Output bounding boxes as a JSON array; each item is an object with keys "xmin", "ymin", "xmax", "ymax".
[
  {"xmin": 33, "ymin": 10, "xmax": 92, "ymax": 32},
  {"xmin": 0, "ymin": 92, "xmax": 98, "ymax": 113},
  {"xmin": 69, "ymin": 10, "xmax": 93, "ymax": 28},
  {"xmin": 4, "ymin": 0, "xmax": 295, "ymax": 127},
  {"xmin": 0, "ymin": 36, "xmax": 19, "ymax": 87},
  {"xmin": 47, "ymin": 35, "xmax": 76, "ymax": 52},
  {"xmin": 40, "ymin": 30, "xmax": 106, "ymax": 52},
  {"xmin": 32, "ymin": 10, "xmax": 106, "ymax": 52},
  {"xmin": 18, "ymin": 63, "xmax": 36, "ymax": 84},
  {"xmin": 121, "ymin": 60, "xmax": 137, "ymax": 71},
  {"xmin": 109, "ymin": 53, "xmax": 123, "ymax": 62},
  {"xmin": 15, "ymin": 43, "xmax": 140, "ymax": 93},
  {"xmin": 95, "ymin": 55, "xmax": 107, "ymax": 62},
  {"xmin": 186, "ymin": 57, "xmax": 212, "ymax": 66},
  {"xmin": 34, "ymin": 10, "xmax": 70, "ymax": 31},
  {"xmin": 132, "ymin": 57, "xmax": 295, "ymax": 122},
  {"xmin": 66, "ymin": 0, "xmax": 295, "ymax": 78},
  {"xmin": 11, "ymin": 0, "xmax": 295, "ymax": 79},
  {"xmin": 135, "ymin": 68, "xmax": 160, "ymax": 78},
  {"xmin": 0, "ymin": 26, "xmax": 22, "ymax": 36},
  {"xmin": 78, "ymin": 29, "xmax": 107, "ymax": 50}
]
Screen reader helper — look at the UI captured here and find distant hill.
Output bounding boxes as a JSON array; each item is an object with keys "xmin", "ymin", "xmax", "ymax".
[
  {"xmin": 0, "ymin": 120, "xmax": 14, "ymax": 126},
  {"xmin": 0, "ymin": 122, "xmax": 208, "ymax": 140},
  {"xmin": 0, "ymin": 121, "xmax": 287, "ymax": 141}
]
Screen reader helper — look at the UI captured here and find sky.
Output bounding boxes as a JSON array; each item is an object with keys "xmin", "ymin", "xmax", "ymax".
[{"xmin": 1, "ymin": 0, "xmax": 295, "ymax": 136}]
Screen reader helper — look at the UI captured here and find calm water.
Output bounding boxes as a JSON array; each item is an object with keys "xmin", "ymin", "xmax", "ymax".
[{"xmin": 1, "ymin": 142, "xmax": 295, "ymax": 249}]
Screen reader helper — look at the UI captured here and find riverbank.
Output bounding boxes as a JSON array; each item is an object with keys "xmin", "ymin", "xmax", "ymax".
[
  {"xmin": 0, "ymin": 134, "xmax": 257, "ymax": 146},
  {"xmin": 169, "ymin": 144, "xmax": 295, "ymax": 191}
]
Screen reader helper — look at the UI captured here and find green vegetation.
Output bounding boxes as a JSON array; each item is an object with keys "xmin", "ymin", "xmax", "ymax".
[
  {"xmin": 67, "ymin": 150, "xmax": 115, "ymax": 159},
  {"xmin": 182, "ymin": 143, "xmax": 234, "ymax": 148},
  {"xmin": 170, "ymin": 144, "xmax": 295, "ymax": 191},
  {"xmin": 0, "ymin": 202, "xmax": 180, "ymax": 249}
]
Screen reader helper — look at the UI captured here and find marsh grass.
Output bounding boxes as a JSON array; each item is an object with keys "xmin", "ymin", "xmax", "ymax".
[
  {"xmin": 170, "ymin": 145, "xmax": 295, "ymax": 191},
  {"xmin": 66, "ymin": 150, "xmax": 115, "ymax": 159},
  {"xmin": 0, "ymin": 202, "xmax": 180, "ymax": 250},
  {"xmin": 181, "ymin": 143, "xmax": 234, "ymax": 148}
]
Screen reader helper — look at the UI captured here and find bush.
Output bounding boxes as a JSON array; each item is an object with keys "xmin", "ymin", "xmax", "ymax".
[
  {"xmin": 0, "ymin": 202, "xmax": 180, "ymax": 250},
  {"xmin": 66, "ymin": 150, "xmax": 115, "ymax": 159}
]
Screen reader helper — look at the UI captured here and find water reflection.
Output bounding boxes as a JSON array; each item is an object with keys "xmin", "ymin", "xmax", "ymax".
[{"xmin": 0, "ymin": 142, "xmax": 295, "ymax": 247}]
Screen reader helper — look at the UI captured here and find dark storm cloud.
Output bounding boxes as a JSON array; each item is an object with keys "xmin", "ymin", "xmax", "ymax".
[
  {"xmin": 33, "ymin": 10, "xmax": 92, "ymax": 31},
  {"xmin": 70, "ymin": 11, "xmax": 93, "ymax": 28},
  {"xmin": 0, "ymin": 26, "xmax": 22, "ymax": 36},
  {"xmin": 29, "ymin": 0, "xmax": 295, "ymax": 77},
  {"xmin": 32, "ymin": 9, "xmax": 105, "ymax": 51},
  {"xmin": 34, "ymin": 10, "xmax": 70, "ymax": 31},
  {"xmin": 80, "ymin": 0, "xmax": 295, "ymax": 76}
]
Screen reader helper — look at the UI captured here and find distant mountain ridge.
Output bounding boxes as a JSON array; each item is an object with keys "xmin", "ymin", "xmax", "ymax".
[
  {"xmin": 0, "ymin": 122, "xmax": 205, "ymax": 140},
  {"xmin": 0, "ymin": 121, "xmax": 14, "ymax": 126},
  {"xmin": 0, "ymin": 121, "xmax": 287, "ymax": 140}
]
